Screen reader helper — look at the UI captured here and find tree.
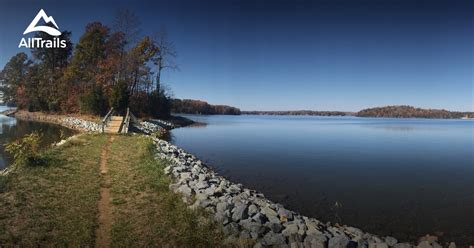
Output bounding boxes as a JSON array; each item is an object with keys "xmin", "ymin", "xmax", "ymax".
[
  {"xmin": 109, "ymin": 79, "xmax": 129, "ymax": 113},
  {"xmin": 30, "ymin": 30, "xmax": 73, "ymax": 112},
  {"xmin": 31, "ymin": 30, "xmax": 73, "ymax": 70},
  {"xmin": 68, "ymin": 22, "xmax": 110, "ymax": 94},
  {"xmin": 113, "ymin": 9, "xmax": 141, "ymax": 49},
  {"xmin": 152, "ymin": 29, "xmax": 177, "ymax": 93},
  {"xmin": 0, "ymin": 53, "xmax": 31, "ymax": 105},
  {"xmin": 127, "ymin": 36, "xmax": 158, "ymax": 95}
]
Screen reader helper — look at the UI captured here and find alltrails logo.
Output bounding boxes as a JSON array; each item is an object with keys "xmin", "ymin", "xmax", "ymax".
[{"xmin": 18, "ymin": 9, "xmax": 67, "ymax": 48}]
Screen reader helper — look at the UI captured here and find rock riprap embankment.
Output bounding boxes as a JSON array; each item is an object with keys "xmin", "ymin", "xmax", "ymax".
[
  {"xmin": 133, "ymin": 121, "xmax": 166, "ymax": 134},
  {"xmin": 154, "ymin": 138, "xmax": 445, "ymax": 248},
  {"xmin": 62, "ymin": 117, "xmax": 101, "ymax": 132}
]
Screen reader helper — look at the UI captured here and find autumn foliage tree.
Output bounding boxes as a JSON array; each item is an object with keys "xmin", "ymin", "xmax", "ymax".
[{"xmin": 0, "ymin": 11, "xmax": 175, "ymax": 118}]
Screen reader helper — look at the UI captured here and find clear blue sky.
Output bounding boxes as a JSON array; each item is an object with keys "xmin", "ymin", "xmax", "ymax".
[{"xmin": 0, "ymin": 0, "xmax": 472, "ymax": 111}]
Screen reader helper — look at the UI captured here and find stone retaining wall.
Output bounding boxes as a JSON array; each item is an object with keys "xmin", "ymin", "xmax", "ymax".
[{"xmin": 153, "ymin": 138, "xmax": 443, "ymax": 248}]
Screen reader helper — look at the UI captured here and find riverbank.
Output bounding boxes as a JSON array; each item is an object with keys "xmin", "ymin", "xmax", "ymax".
[
  {"xmin": 13, "ymin": 110, "xmax": 102, "ymax": 132},
  {"xmin": 7, "ymin": 110, "xmax": 194, "ymax": 134}
]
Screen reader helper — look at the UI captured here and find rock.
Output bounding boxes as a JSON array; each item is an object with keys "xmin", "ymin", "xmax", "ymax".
[
  {"xmin": 418, "ymin": 235, "xmax": 438, "ymax": 244},
  {"xmin": 240, "ymin": 230, "xmax": 251, "ymax": 239},
  {"xmin": 369, "ymin": 243, "xmax": 389, "ymax": 248},
  {"xmin": 296, "ymin": 222, "xmax": 306, "ymax": 236},
  {"xmin": 262, "ymin": 206, "xmax": 278, "ymax": 217},
  {"xmin": 346, "ymin": 226, "xmax": 364, "ymax": 239},
  {"xmin": 228, "ymin": 184, "xmax": 241, "ymax": 194},
  {"xmin": 431, "ymin": 242, "xmax": 442, "ymax": 248},
  {"xmin": 216, "ymin": 202, "xmax": 228, "ymax": 213},
  {"xmin": 328, "ymin": 235, "xmax": 350, "ymax": 248},
  {"xmin": 358, "ymin": 239, "xmax": 369, "ymax": 248},
  {"xmin": 248, "ymin": 204, "xmax": 259, "ymax": 216},
  {"xmin": 267, "ymin": 222, "xmax": 283, "ymax": 233},
  {"xmin": 204, "ymin": 186, "xmax": 217, "ymax": 196},
  {"xmin": 385, "ymin": 236, "xmax": 398, "ymax": 246},
  {"xmin": 253, "ymin": 242, "xmax": 264, "ymax": 248},
  {"xmin": 197, "ymin": 199, "xmax": 212, "ymax": 208},
  {"xmin": 195, "ymin": 181, "xmax": 209, "ymax": 189},
  {"xmin": 242, "ymin": 221, "xmax": 267, "ymax": 238},
  {"xmin": 232, "ymin": 203, "xmax": 248, "ymax": 221},
  {"xmin": 282, "ymin": 223, "xmax": 299, "ymax": 237},
  {"xmin": 195, "ymin": 193, "xmax": 208, "ymax": 201},
  {"xmin": 304, "ymin": 234, "xmax": 327, "ymax": 248},
  {"xmin": 290, "ymin": 240, "xmax": 304, "ymax": 248},
  {"xmin": 177, "ymin": 185, "xmax": 193, "ymax": 196},
  {"xmin": 416, "ymin": 241, "xmax": 431, "ymax": 248},
  {"xmin": 347, "ymin": 241, "xmax": 358, "ymax": 248},
  {"xmin": 223, "ymin": 222, "xmax": 240, "ymax": 236},
  {"xmin": 278, "ymin": 208, "xmax": 294, "ymax": 222},
  {"xmin": 252, "ymin": 212, "xmax": 268, "ymax": 224},
  {"xmin": 394, "ymin": 243, "xmax": 414, "ymax": 248},
  {"xmin": 448, "ymin": 242, "xmax": 456, "ymax": 248},
  {"xmin": 306, "ymin": 221, "xmax": 323, "ymax": 235},
  {"xmin": 328, "ymin": 226, "xmax": 345, "ymax": 237},
  {"xmin": 262, "ymin": 231, "xmax": 287, "ymax": 246}
]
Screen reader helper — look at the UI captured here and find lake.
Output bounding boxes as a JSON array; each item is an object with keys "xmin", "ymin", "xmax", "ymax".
[
  {"xmin": 0, "ymin": 106, "xmax": 76, "ymax": 169},
  {"xmin": 168, "ymin": 115, "xmax": 474, "ymax": 244}
]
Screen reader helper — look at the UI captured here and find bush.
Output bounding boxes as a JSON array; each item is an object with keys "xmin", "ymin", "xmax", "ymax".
[{"xmin": 4, "ymin": 131, "xmax": 44, "ymax": 168}]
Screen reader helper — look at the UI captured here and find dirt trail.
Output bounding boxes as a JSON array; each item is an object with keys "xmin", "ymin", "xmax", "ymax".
[{"xmin": 95, "ymin": 136, "xmax": 114, "ymax": 248}]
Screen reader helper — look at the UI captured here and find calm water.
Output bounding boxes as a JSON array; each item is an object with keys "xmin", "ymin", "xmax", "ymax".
[
  {"xmin": 0, "ymin": 107, "xmax": 76, "ymax": 169},
  {"xmin": 169, "ymin": 115, "xmax": 474, "ymax": 244}
]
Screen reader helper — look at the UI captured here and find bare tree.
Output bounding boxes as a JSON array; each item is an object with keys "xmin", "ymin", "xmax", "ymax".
[
  {"xmin": 152, "ymin": 28, "xmax": 178, "ymax": 93},
  {"xmin": 113, "ymin": 9, "xmax": 141, "ymax": 49}
]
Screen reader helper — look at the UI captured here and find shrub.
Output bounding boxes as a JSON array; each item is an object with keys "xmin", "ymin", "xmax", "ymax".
[{"xmin": 4, "ymin": 131, "xmax": 44, "ymax": 168}]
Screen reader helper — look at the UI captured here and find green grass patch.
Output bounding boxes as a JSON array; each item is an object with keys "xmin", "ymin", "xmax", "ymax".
[
  {"xmin": 0, "ymin": 134, "xmax": 240, "ymax": 247},
  {"xmin": 108, "ymin": 135, "xmax": 231, "ymax": 247},
  {"xmin": 0, "ymin": 134, "xmax": 107, "ymax": 246}
]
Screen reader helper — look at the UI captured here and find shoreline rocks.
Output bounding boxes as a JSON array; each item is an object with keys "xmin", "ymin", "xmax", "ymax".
[
  {"xmin": 153, "ymin": 138, "xmax": 444, "ymax": 248},
  {"xmin": 62, "ymin": 117, "xmax": 101, "ymax": 132}
]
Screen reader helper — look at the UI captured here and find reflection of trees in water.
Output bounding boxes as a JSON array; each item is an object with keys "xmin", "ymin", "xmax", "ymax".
[
  {"xmin": 161, "ymin": 131, "xmax": 174, "ymax": 143},
  {"xmin": 361, "ymin": 125, "xmax": 441, "ymax": 132},
  {"xmin": 188, "ymin": 122, "xmax": 207, "ymax": 128},
  {"xmin": 0, "ymin": 119, "xmax": 76, "ymax": 168}
]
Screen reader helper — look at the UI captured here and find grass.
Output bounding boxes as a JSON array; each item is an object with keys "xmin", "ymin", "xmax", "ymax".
[
  {"xmin": 0, "ymin": 134, "xmax": 105, "ymax": 246},
  {"xmin": 0, "ymin": 134, "xmax": 235, "ymax": 247}
]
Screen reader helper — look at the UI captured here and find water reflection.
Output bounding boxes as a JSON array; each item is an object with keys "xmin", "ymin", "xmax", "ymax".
[{"xmin": 0, "ymin": 114, "xmax": 76, "ymax": 169}]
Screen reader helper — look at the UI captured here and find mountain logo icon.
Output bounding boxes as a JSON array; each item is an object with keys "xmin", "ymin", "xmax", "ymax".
[{"xmin": 23, "ymin": 9, "xmax": 61, "ymax": 36}]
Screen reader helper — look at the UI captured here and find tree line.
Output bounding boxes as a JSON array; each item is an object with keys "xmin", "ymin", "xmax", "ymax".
[
  {"xmin": 171, "ymin": 99, "xmax": 241, "ymax": 115},
  {"xmin": 241, "ymin": 110, "xmax": 348, "ymax": 116},
  {"xmin": 0, "ymin": 10, "xmax": 176, "ymax": 118},
  {"xmin": 356, "ymin": 105, "xmax": 474, "ymax": 119}
]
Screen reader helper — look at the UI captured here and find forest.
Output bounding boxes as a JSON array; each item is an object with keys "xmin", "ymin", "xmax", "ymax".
[
  {"xmin": 0, "ymin": 10, "xmax": 175, "ymax": 118},
  {"xmin": 356, "ymin": 105, "xmax": 474, "ymax": 119},
  {"xmin": 171, "ymin": 99, "xmax": 241, "ymax": 115}
]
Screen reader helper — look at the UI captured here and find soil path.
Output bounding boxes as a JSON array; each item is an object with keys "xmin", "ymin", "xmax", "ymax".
[{"xmin": 95, "ymin": 136, "xmax": 114, "ymax": 248}]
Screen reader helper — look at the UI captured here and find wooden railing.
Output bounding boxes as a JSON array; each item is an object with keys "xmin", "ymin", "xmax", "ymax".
[
  {"xmin": 120, "ymin": 108, "xmax": 131, "ymax": 134},
  {"xmin": 101, "ymin": 107, "xmax": 114, "ymax": 133}
]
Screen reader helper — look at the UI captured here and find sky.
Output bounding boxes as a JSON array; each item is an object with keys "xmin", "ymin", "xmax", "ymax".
[{"xmin": 0, "ymin": 0, "xmax": 472, "ymax": 111}]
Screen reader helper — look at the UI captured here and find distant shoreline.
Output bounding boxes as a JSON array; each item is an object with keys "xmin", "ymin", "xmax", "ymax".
[{"xmin": 175, "ymin": 105, "xmax": 474, "ymax": 119}]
